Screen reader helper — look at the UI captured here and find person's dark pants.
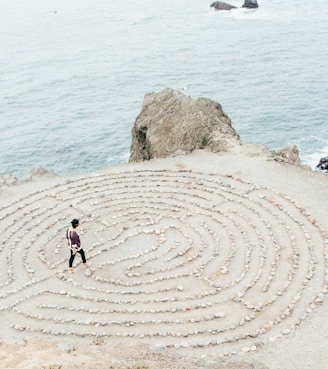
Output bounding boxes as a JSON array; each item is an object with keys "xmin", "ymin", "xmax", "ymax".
[{"xmin": 69, "ymin": 248, "xmax": 86, "ymax": 267}]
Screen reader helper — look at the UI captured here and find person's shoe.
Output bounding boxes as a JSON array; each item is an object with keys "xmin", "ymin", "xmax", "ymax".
[{"xmin": 68, "ymin": 267, "xmax": 74, "ymax": 273}]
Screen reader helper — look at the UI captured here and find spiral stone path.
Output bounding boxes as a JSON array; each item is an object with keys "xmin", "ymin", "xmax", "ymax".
[{"xmin": 0, "ymin": 169, "xmax": 327, "ymax": 357}]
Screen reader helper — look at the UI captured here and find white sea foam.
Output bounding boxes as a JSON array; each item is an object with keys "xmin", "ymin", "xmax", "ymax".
[{"xmin": 302, "ymin": 146, "xmax": 328, "ymax": 170}]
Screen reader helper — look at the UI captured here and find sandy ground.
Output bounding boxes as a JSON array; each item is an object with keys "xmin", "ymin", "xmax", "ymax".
[{"xmin": 0, "ymin": 146, "xmax": 327, "ymax": 369}]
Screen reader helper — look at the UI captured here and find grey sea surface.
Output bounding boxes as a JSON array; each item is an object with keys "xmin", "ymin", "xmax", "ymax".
[{"xmin": 0, "ymin": 0, "xmax": 327, "ymax": 178}]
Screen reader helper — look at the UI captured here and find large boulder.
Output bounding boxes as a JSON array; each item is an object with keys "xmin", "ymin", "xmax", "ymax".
[{"xmin": 129, "ymin": 88, "xmax": 240, "ymax": 162}]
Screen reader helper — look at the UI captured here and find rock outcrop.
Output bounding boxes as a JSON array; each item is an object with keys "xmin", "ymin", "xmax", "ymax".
[
  {"xmin": 129, "ymin": 88, "xmax": 240, "ymax": 162},
  {"xmin": 211, "ymin": 0, "xmax": 258, "ymax": 10},
  {"xmin": 316, "ymin": 156, "xmax": 328, "ymax": 171},
  {"xmin": 272, "ymin": 145, "xmax": 302, "ymax": 166},
  {"xmin": 0, "ymin": 166, "xmax": 56, "ymax": 189},
  {"xmin": 0, "ymin": 174, "xmax": 18, "ymax": 187},
  {"xmin": 26, "ymin": 166, "xmax": 56, "ymax": 182},
  {"xmin": 129, "ymin": 88, "xmax": 306, "ymax": 168},
  {"xmin": 210, "ymin": 1, "xmax": 237, "ymax": 10},
  {"xmin": 242, "ymin": 0, "xmax": 259, "ymax": 8}
]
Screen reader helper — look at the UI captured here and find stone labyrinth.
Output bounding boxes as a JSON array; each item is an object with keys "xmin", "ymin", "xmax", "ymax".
[{"xmin": 0, "ymin": 169, "xmax": 327, "ymax": 356}]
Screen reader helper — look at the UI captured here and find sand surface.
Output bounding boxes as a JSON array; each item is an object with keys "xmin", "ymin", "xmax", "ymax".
[{"xmin": 0, "ymin": 148, "xmax": 327, "ymax": 369}]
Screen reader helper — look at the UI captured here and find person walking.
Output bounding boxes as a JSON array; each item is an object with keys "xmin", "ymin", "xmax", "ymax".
[{"xmin": 66, "ymin": 218, "xmax": 87, "ymax": 272}]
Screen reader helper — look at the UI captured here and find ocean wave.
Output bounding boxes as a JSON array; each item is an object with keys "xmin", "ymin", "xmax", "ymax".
[{"xmin": 302, "ymin": 145, "xmax": 328, "ymax": 170}]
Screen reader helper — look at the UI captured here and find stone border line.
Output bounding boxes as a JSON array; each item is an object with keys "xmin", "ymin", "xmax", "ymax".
[{"xmin": 0, "ymin": 169, "xmax": 327, "ymax": 356}]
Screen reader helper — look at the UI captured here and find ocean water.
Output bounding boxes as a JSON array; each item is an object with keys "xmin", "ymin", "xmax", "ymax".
[{"xmin": 1, "ymin": 0, "xmax": 327, "ymax": 178}]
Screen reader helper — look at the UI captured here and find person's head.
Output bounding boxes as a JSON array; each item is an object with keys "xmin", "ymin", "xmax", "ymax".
[{"xmin": 71, "ymin": 219, "xmax": 79, "ymax": 228}]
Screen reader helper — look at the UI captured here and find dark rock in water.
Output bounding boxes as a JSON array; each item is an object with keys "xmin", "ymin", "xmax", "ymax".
[
  {"xmin": 242, "ymin": 0, "xmax": 259, "ymax": 8},
  {"xmin": 316, "ymin": 156, "xmax": 328, "ymax": 171},
  {"xmin": 210, "ymin": 0, "xmax": 258, "ymax": 10},
  {"xmin": 210, "ymin": 1, "xmax": 237, "ymax": 10},
  {"xmin": 129, "ymin": 88, "xmax": 240, "ymax": 163}
]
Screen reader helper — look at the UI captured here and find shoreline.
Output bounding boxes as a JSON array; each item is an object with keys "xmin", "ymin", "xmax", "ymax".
[
  {"xmin": 0, "ymin": 141, "xmax": 326, "ymax": 184},
  {"xmin": 0, "ymin": 155, "xmax": 326, "ymax": 191}
]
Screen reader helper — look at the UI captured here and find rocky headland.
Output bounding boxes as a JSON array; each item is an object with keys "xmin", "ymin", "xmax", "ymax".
[
  {"xmin": 0, "ymin": 89, "xmax": 327, "ymax": 369},
  {"xmin": 129, "ymin": 88, "xmax": 241, "ymax": 162},
  {"xmin": 130, "ymin": 88, "xmax": 304, "ymax": 168}
]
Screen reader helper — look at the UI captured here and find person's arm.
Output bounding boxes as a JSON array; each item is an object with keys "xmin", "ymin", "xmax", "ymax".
[{"xmin": 66, "ymin": 229, "xmax": 71, "ymax": 247}]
